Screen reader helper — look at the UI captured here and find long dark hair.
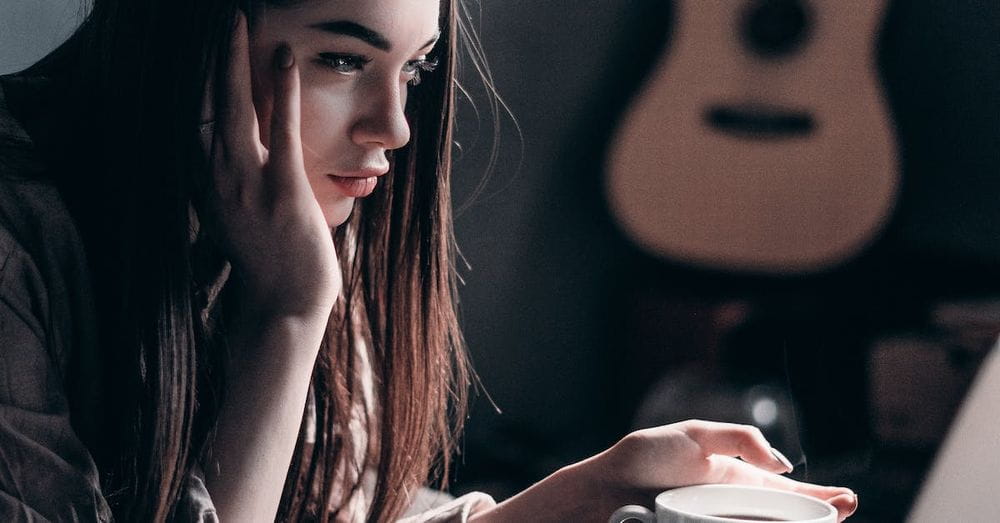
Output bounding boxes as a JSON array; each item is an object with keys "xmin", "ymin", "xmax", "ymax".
[{"xmin": 22, "ymin": 0, "xmax": 475, "ymax": 521}]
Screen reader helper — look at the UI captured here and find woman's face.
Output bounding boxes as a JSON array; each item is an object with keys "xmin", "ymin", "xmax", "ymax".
[{"xmin": 250, "ymin": 0, "xmax": 442, "ymax": 226}]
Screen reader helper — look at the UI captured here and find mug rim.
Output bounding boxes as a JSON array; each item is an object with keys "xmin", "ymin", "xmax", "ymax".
[{"xmin": 654, "ymin": 484, "xmax": 837, "ymax": 523}]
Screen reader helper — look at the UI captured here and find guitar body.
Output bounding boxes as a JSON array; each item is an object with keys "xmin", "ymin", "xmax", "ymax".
[{"xmin": 607, "ymin": 0, "xmax": 898, "ymax": 273}]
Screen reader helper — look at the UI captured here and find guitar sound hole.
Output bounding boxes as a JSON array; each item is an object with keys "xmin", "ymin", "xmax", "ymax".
[
  {"xmin": 705, "ymin": 105, "xmax": 815, "ymax": 139},
  {"xmin": 741, "ymin": 0, "xmax": 813, "ymax": 58}
]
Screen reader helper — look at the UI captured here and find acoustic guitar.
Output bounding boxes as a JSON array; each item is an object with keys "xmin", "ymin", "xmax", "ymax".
[{"xmin": 606, "ymin": 0, "xmax": 898, "ymax": 274}]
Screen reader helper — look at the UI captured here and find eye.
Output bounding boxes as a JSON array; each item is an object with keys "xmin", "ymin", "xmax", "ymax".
[
  {"xmin": 401, "ymin": 57, "xmax": 439, "ymax": 86},
  {"xmin": 317, "ymin": 53, "xmax": 372, "ymax": 74}
]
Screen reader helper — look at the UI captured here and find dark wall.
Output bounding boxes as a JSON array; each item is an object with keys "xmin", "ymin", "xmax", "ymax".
[
  {"xmin": 450, "ymin": 0, "xmax": 673, "ymax": 492},
  {"xmin": 880, "ymin": 0, "xmax": 1000, "ymax": 262}
]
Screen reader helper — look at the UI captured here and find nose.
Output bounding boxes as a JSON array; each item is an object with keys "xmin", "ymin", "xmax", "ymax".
[{"xmin": 350, "ymin": 81, "xmax": 411, "ymax": 151}]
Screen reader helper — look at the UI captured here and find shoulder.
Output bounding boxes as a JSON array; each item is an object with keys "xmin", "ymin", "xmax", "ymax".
[
  {"xmin": 0, "ymin": 176, "xmax": 92, "ymax": 373},
  {"xmin": 0, "ymin": 74, "xmax": 45, "ymax": 178},
  {"xmin": 0, "ymin": 76, "xmax": 95, "ymax": 375},
  {"xmin": 0, "ymin": 175, "xmax": 81, "ymax": 269},
  {"xmin": 0, "ymin": 75, "xmax": 85, "ymax": 278},
  {"xmin": 0, "ymin": 164, "xmax": 87, "ymax": 319}
]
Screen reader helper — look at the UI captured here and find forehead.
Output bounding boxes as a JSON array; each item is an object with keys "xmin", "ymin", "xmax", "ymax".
[{"xmin": 269, "ymin": 0, "xmax": 442, "ymax": 39}]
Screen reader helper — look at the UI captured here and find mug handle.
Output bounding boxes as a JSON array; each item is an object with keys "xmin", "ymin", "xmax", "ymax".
[{"xmin": 608, "ymin": 504, "xmax": 656, "ymax": 523}]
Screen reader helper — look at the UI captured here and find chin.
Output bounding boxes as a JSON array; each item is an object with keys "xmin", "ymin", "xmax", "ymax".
[{"xmin": 323, "ymin": 199, "xmax": 356, "ymax": 228}]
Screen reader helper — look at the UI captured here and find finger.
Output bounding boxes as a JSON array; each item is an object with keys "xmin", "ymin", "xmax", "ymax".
[
  {"xmin": 199, "ymin": 43, "xmax": 219, "ymax": 155},
  {"xmin": 219, "ymin": 12, "xmax": 261, "ymax": 155},
  {"xmin": 200, "ymin": 40, "xmax": 218, "ymax": 126},
  {"xmin": 267, "ymin": 43, "xmax": 305, "ymax": 175},
  {"xmin": 825, "ymin": 492, "xmax": 859, "ymax": 522},
  {"xmin": 681, "ymin": 421, "xmax": 792, "ymax": 474},
  {"xmin": 705, "ymin": 456, "xmax": 857, "ymax": 521}
]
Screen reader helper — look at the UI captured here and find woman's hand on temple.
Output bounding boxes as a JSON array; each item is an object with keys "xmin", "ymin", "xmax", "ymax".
[
  {"xmin": 200, "ymin": 17, "xmax": 342, "ymax": 521},
  {"xmin": 201, "ymin": 13, "xmax": 340, "ymax": 322},
  {"xmin": 587, "ymin": 420, "xmax": 858, "ymax": 521}
]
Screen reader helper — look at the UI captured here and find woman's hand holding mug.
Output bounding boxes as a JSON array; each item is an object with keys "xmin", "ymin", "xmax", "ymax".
[
  {"xmin": 474, "ymin": 420, "xmax": 858, "ymax": 523},
  {"xmin": 588, "ymin": 421, "xmax": 858, "ymax": 522}
]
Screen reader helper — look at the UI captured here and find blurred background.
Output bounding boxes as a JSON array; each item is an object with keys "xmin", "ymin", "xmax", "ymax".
[
  {"xmin": 3, "ymin": 1, "xmax": 999, "ymax": 522},
  {"xmin": 446, "ymin": 2, "xmax": 1000, "ymax": 522}
]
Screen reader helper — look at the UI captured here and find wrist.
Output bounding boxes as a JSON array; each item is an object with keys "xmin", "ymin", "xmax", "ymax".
[
  {"xmin": 563, "ymin": 453, "xmax": 632, "ymax": 522},
  {"xmin": 227, "ymin": 306, "xmax": 331, "ymax": 367},
  {"xmin": 226, "ymin": 263, "xmax": 340, "ymax": 321},
  {"xmin": 469, "ymin": 458, "xmax": 621, "ymax": 523}
]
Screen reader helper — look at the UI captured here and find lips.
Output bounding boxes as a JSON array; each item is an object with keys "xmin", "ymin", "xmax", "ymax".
[{"xmin": 328, "ymin": 175, "xmax": 379, "ymax": 198}]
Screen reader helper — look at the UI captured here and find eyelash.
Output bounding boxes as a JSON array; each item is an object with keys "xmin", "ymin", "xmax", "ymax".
[
  {"xmin": 317, "ymin": 53, "xmax": 371, "ymax": 74},
  {"xmin": 317, "ymin": 53, "xmax": 439, "ymax": 86},
  {"xmin": 402, "ymin": 57, "xmax": 439, "ymax": 86}
]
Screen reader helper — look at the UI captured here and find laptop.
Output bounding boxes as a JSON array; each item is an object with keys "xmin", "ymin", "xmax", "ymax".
[{"xmin": 906, "ymin": 338, "xmax": 1000, "ymax": 522}]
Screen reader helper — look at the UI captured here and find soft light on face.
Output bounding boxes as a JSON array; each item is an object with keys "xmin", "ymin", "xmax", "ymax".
[{"xmin": 250, "ymin": 0, "xmax": 442, "ymax": 227}]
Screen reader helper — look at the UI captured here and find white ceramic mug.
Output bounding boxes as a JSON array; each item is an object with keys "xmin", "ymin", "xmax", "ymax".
[{"xmin": 608, "ymin": 484, "xmax": 837, "ymax": 523}]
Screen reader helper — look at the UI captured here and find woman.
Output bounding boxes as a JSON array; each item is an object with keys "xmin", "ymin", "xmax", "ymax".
[{"xmin": 0, "ymin": 0, "xmax": 859, "ymax": 521}]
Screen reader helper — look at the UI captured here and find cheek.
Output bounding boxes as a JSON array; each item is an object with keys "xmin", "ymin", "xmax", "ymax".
[
  {"xmin": 298, "ymin": 85, "xmax": 354, "ymax": 166},
  {"xmin": 297, "ymin": 85, "xmax": 358, "ymax": 227}
]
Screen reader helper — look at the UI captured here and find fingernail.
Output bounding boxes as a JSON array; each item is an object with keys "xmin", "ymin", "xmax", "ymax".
[
  {"xmin": 836, "ymin": 490, "xmax": 858, "ymax": 507},
  {"xmin": 770, "ymin": 447, "xmax": 794, "ymax": 472},
  {"xmin": 275, "ymin": 44, "xmax": 294, "ymax": 69}
]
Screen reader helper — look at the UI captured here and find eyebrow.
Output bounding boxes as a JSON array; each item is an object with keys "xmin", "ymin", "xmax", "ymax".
[{"xmin": 309, "ymin": 21, "xmax": 440, "ymax": 53}]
